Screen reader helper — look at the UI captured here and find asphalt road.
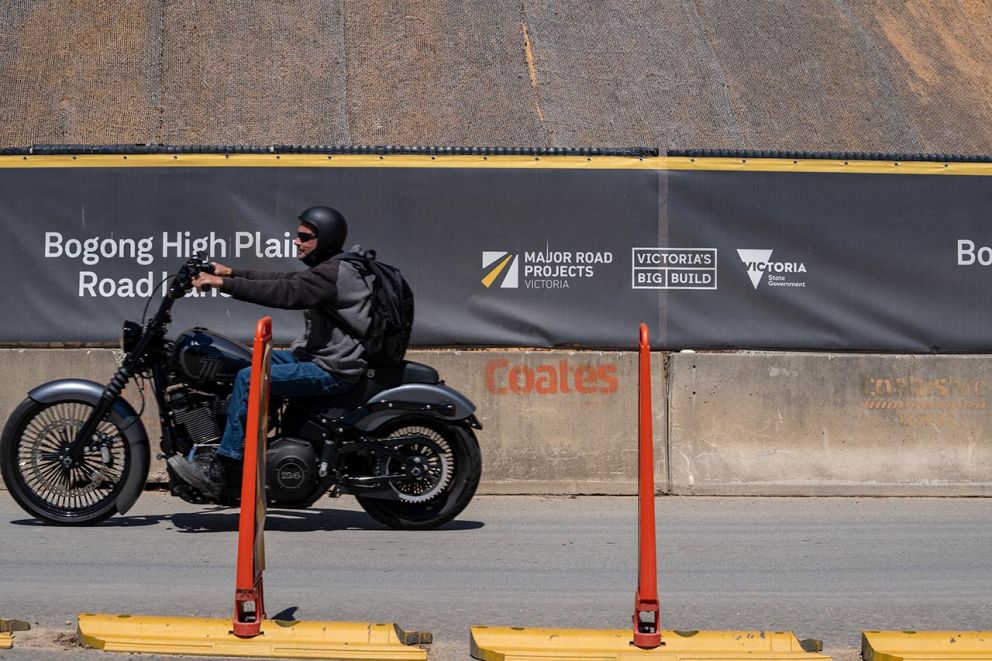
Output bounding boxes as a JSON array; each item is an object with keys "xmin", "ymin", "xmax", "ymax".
[{"xmin": 2, "ymin": 491, "xmax": 992, "ymax": 660}]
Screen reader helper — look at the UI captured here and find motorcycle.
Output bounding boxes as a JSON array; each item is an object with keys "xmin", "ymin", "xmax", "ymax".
[{"xmin": 0, "ymin": 253, "xmax": 482, "ymax": 530}]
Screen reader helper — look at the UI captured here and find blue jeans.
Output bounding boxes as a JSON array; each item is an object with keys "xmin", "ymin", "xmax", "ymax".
[{"xmin": 217, "ymin": 350, "xmax": 353, "ymax": 460}]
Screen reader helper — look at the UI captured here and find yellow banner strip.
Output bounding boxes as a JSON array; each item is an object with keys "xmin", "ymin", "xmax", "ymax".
[{"xmin": 0, "ymin": 153, "xmax": 990, "ymax": 176}]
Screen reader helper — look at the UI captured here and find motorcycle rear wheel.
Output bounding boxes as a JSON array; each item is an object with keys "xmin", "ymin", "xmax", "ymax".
[
  {"xmin": 1, "ymin": 398, "xmax": 140, "ymax": 525},
  {"xmin": 356, "ymin": 419, "xmax": 481, "ymax": 530}
]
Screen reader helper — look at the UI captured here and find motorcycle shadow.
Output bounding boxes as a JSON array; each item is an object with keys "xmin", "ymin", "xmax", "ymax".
[
  {"xmin": 169, "ymin": 507, "xmax": 485, "ymax": 533},
  {"xmin": 9, "ymin": 508, "xmax": 485, "ymax": 532}
]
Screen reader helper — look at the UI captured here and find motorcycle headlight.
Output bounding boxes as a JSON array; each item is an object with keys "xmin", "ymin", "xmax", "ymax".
[{"xmin": 121, "ymin": 321, "xmax": 142, "ymax": 353}]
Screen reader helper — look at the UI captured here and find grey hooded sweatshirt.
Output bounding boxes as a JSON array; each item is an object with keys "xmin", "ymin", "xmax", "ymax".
[{"xmin": 219, "ymin": 252, "xmax": 373, "ymax": 382}]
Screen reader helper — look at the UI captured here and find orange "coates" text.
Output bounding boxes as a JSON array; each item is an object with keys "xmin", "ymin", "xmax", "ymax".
[{"xmin": 485, "ymin": 359, "xmax": 619, "ymax": 395}]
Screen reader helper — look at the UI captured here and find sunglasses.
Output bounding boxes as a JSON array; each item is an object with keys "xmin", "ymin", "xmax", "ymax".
[{"xmin": 296, "ymin": 231, "xmax": 317, "ymax": 242}]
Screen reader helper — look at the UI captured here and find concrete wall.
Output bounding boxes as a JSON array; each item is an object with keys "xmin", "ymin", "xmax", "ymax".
[
  {"xmin": 0, "ymin": 348, "xmax": 168, "ymax": 482},
  {"xmin": 668, "ymin": 352, "xmax": 992, "ymax": 496},
  {"xmin": 418, "ymin": 350, "xmax": 667, "ymax": 494},
  {"xmin": 2, "ymin": 348, "xmax": 991, "ymax": 496},
  {"xmin": 0, "ymin": 348, "xmax": 666, "ymax": 494}
]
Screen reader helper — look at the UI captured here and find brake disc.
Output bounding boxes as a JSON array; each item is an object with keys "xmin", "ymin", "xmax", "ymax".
[{"xmin": 375, "ymin": 426, "xmax": 453, "ymax": 503}]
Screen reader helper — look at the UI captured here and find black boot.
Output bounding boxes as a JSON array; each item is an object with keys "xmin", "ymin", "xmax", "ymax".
[{"xmin": 167, "ymin": 453, "xmax": 239, "ymax": 499}]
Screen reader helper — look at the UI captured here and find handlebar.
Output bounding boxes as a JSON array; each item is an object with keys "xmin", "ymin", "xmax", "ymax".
[{"xmin": 168, "ymin": 251, "xmax": 216, "ymax": 299}]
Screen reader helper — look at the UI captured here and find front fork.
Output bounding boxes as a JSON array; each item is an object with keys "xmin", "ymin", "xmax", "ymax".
[
  {"xmin": 64, "ymin": 365, "xmax": 133, "ymax": 465},
  {"xmin": 66, "ymin": 294, "xmax": 176, "ymax": 465}
]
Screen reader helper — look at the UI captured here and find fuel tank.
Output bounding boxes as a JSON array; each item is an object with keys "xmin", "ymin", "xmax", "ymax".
[{"xmin": 172, "ymin": 328, "xmax": 252, "ymax": 383}]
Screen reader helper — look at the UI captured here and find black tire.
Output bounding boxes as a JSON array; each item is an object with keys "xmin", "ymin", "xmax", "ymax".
[
  {"xmin": 1, "ymin": 397, "xmax": 142, "ymax": 525},
  {"xmin": 356, "ymin": 419, "xmax": 481, "ymax": 530}
]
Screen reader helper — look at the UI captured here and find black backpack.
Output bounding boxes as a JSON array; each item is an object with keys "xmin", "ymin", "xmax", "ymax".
[{"xmin": 337, "ymin": 250, "xmax": 414, "ymax": 365}]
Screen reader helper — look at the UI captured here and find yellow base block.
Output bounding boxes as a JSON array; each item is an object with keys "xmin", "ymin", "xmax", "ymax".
[
  {"xmin": 863, "ymin": 630, "xmax": 992, "ymax": 661},
  {"xmin": 78, "ymin": 613, "xmax": 429, "ymax": 660},
  {"xmin": 0, "ymin": 618, "xmax": 29, "ymax": 649},
  {"xmin": 470, "ymin": 626, "xmax": 830, "ymax": 661}
]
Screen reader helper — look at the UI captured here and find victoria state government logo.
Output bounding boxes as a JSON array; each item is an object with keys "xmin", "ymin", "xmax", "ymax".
[
  {"xmin": 737, "ymin": 249, "xmax": 807, "ymax": 289},
  {"xmin": 482, "ymin": 251, "xmax": 520, "ymax": 288}
]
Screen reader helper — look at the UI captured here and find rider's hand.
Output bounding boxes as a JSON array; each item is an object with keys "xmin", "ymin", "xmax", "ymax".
[
  {"xmin": 211, "ymin": 262, "xmax": 232, "ymax": 277},
  {"xmin": 193, "ymin": 273, "xmax": 224, "ymax": 291}
]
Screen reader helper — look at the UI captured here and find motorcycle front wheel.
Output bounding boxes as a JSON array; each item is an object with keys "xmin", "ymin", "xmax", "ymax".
[
  {"xmin": 1, "ymin": 397, "xmax": 144, "ymax": 525},
  {"xmin": 356, "ymin": 419, "xmax": 482, "ymax": 530}
]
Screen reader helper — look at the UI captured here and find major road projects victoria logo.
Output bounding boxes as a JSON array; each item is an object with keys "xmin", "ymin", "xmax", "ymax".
[
  {"xmin": 482, "ymin": 247, "xmax": 613, "ymax": 289},
  {"xmin": 482, "ymin": 251, "xmax": 520, "ymax": 288},
  {"xmin": 737, "ymin": 249, "xmax": 807, "ymax": 289}
]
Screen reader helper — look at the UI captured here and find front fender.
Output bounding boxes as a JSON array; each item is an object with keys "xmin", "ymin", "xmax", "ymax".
[
  {"xmin": 347, "ymin": 383, "xmax": 479, "ymax": 433},
  {"xmin": 28, "ymin": 379, "xmax": 150, "ymax": 515}
]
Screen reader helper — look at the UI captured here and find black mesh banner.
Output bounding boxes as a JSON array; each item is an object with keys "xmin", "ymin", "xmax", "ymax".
[
  {"xmin": 1, "ymin": 156, "xmax": 989, "ymax": 352},
  {"xmin": 662, "ymin": 167, "xmax": 992, "ymax": 352}
]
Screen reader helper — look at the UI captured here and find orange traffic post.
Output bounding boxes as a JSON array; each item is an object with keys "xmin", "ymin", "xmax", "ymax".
[
  {"xmin": 79, "ymin": 315, "xmax": 429, "ymax": 659},
  {"xmin": 470, "ymin": 324, "xmax": 830, "ymax": 661},
  {"xmin": 633, "ymin": 322, "xmax": 661, "ymax": 649},
  {"xmin": 233, "ymin": 316, "xmax": 273, "ymax": 638}
]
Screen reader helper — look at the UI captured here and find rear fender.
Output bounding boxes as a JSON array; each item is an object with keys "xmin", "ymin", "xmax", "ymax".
[
  {"xmin": 345, "ymin": 383, "xmax": 478, "ymax": 433},
  {"xmin": 28, "ymin": 379, "xmax": 151, "ymax": 514}
]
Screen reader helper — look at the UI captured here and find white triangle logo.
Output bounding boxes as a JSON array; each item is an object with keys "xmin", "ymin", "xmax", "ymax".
[
  {"xmin": 482, "ymin": 251, "xmax": 507, "ymax": 269},
  {"xmin": 737, "ymin": 249, "xmax": 774, "ymax": 289}
]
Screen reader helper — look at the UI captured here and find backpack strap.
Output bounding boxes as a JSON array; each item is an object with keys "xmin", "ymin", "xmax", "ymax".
[{"xmin": 319, "ymin": 252, "xmax": 370, "ymax": 340}]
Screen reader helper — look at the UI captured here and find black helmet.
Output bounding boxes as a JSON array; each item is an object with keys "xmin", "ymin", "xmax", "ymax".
[{"xmin": 298, "ymin": 206, "xmax": 347, "ymax": 265}]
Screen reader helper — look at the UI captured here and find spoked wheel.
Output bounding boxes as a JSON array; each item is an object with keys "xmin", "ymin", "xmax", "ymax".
[
  {"xmin": 1, "ymin": 398, "xmax": 138, "ymax": 525},
  {"xmin": 356, "ymin": 419, "xmax": 481, "ymax": 530},
  {"xmin": 377, "ymin": 425, "xmax": 454, "ymax": 503}
]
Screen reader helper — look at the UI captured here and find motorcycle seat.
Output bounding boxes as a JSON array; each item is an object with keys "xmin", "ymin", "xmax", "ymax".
[
  {"xmin": 291, "ymin": 360, "xmax": 441, "ymax": 420},
  {"xmin": 365, "ymin": 361, "xmax": 439, "ymax": 387}
]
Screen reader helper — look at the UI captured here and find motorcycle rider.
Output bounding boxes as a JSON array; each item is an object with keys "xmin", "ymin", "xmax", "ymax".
[{"xmin": 167, "ymin": 205, "xmax": 373, "ymax": 498}]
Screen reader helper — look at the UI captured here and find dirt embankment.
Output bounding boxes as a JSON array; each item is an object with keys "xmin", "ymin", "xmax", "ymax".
[{"xmin": 0, "ymin": 1, "xmax": 988, "ymax": 153}]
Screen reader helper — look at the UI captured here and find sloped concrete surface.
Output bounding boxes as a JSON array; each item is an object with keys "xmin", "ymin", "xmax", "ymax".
[{"xmin": 0, "ymin": 1, "xmax": 989, "ymax": 153}]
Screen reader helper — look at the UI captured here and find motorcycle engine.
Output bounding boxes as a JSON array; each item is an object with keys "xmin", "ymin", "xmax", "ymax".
[
  {"xmin": 265, "ymin": 438, "xmax": 318, "ymax": 505},
  {"xmin": 167, "ymin": 389, "xmax": 226, "ymax": 454}
]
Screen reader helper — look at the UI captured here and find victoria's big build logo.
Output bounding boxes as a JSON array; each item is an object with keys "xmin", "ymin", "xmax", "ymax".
[
  {"xmin": 737, "ymin": 249, "xmax": 807, "ymax": 289},
  {"xmin": 631, "ymin": 248, "xmax": 717, "ymax": 289}
]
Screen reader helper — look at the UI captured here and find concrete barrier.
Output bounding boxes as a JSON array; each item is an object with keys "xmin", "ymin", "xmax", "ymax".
[
  {"xmin": 668, "ymin": 352, "xmax": 992, "ymax": 495},
  {"xmin": 0, "ymin": 348, "xmax": 666, "ymax": 495},
  {"xmin": 0, "ymin": 348, "xmax": 169, "ymax": 483},
  {"xmin": 418, "ymin": 350, "xmax": 667, "ymax": 494},
  {"xmin": 5, "ymin": 348, "xmax": 992, "ymax": 496}
]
